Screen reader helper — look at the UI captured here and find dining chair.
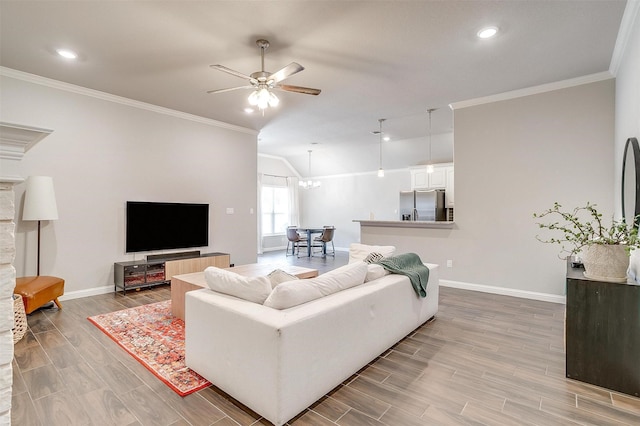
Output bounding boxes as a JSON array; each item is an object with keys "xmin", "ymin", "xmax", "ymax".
[
  {"xmin": 311, "ymin": 226, "xmax": 335, "ymax": 257},
  {"xmin": 286, "ymin": 226, "xmax": 308, "ymax": 257}
]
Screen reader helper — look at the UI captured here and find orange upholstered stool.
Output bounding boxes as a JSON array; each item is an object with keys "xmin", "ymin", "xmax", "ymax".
[{"xmin": 14, "ymin": 276, "xmax": 64, "ymax": 314}]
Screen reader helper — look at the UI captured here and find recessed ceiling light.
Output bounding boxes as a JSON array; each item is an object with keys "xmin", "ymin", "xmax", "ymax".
[
  {"xmin": 477, "ymin": 26, "xmax": 498, "ymax": 39},
  {"xmin": 244, "ymin": 107, "xmax": 254, "ymax": 113},
  {"xmin": 56, "ymin": 49, "xmax": 78, "ymax": 59},
  {"xmin": 383, "ymin": 136, "xmax": 390, "ymax": 142}
]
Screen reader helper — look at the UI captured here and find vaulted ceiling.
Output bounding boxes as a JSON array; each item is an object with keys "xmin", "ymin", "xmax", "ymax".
[{"xmin": 0, "ymin": 1, "xmax": 627, "ymax": 175}]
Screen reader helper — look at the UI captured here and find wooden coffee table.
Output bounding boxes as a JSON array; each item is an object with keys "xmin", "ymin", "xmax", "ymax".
[{"xmin": 170, "ymin": 263, "xmax": 318, "ymax": 320}]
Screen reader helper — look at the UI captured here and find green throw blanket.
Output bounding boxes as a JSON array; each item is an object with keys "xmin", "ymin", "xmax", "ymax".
[{"xmin": 376, "ymin": 252, "xmax": 429, "ymax": 298}]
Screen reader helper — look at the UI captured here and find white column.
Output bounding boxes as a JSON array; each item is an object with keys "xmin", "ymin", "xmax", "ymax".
[
  {"xmin": 0, "ymin": 122, "xmax": 53, "ymax": 423},
  {"xmin": 0, "ymin": 182, "xmax": 17, "ymax": 420}
]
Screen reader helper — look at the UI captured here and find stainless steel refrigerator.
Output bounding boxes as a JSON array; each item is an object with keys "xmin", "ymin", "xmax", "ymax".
[{"xmin": 399, "ymin": 189, "xmax": 446, "ymax": 221}]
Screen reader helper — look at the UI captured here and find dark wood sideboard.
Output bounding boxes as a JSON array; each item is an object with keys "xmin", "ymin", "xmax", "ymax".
[{"xmin": 565, "ymin": 262, "xmax": 640, "ymax": 397}]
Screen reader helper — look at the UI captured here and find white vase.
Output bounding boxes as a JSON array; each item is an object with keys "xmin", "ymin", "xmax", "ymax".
[{"xmin": 581, "ymin": 244, "xmax": 629, "ymax": 283}]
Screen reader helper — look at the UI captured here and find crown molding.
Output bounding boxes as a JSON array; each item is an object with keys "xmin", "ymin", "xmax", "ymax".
[
  {"xmin": 258, "ymin": 153, "xmax": 302, "ymax": 178},
  {"xmin": 0, "ymin": 122, "xmax": 53, "ymax": 182},
  {"xmin": 449, "ymin": 71, "xmax": 614, "ymax": 110},
  {"xmin": 609, "ymin": 0, "xmax": 640, "ymax": 76},
  {"xmin": 0, "ymin": 67, "xmax": 258, "ymax": 136}
]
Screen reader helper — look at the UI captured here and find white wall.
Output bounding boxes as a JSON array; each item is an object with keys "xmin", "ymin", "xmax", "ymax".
[
  {"xmin": 300, "ymin": 169, "xmax": 411, "ymax": 250},
  {"xmin": 1, "ymin": 73, "xmax": 258, "ymax": 297},
  {"xmin": 285, "ymin": 132, "xmax": 454, "ymax": 177},
  {"xmin": 613, "ymin": 3, "xmax": 640, "ymax": 216},
  {"xmin": 361, "ymin": 78, "xmax": 615, "ymax": 297}
]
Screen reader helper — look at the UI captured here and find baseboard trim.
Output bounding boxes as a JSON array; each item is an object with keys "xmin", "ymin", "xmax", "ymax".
[
  {"xmin": 440, "ymin": 279, "xmax": 566, "ymax": 304},
  {"xmin": 60, "ymin": 269, "xmax": 564, "ymax": 304},
  {"xmin": 262, "ymin": 246, "xmax": 288, "ymax": 252},
  {"xmin": 59, "ymin": 285, "xmax": 114, "ymax": 301}
]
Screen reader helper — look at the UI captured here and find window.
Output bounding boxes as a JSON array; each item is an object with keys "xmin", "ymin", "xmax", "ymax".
[{"xmin": 261, "ymin": 186, "xmax": 289, "ymax": 235}]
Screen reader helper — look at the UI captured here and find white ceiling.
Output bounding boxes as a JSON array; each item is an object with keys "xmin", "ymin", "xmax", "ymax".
[{"xmin": 0, "ymin": 1, "xmax": 626, "ymax": 176}]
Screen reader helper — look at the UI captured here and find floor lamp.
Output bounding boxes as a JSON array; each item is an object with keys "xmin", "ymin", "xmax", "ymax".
[{"xmin": 22, "ymin": 176, "xmax": 58, "ymax": 276}]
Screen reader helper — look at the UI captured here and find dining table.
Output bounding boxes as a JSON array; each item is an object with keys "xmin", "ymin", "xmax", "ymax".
[{"xmin": 296, "ymin": 227, "xmax": 324, "ymax": 257}]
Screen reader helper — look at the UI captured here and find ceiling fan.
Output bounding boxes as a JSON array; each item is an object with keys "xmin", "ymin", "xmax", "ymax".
[{"xmin": 207, "ymin": 39, "xmax": 321, "ymax": 110}]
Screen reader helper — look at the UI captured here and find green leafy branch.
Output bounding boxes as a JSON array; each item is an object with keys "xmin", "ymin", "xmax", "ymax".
[{"xmin": 533, "ymin": 202, "xmax": 640, "ymax": 257}]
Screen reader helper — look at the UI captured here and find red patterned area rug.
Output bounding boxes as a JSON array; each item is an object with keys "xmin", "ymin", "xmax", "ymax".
[{"xmin": 88, "ymin": 300, "xmax": 210, "ymax": 396}]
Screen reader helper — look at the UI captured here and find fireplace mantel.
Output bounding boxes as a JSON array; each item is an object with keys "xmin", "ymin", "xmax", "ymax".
[
  {"xmin": 0, "ymin": 122, "xmax": 53, "ymax": 182},
  {"xmin": 0, "ymin": 121, "xmax": 53, "ymax": 423}
]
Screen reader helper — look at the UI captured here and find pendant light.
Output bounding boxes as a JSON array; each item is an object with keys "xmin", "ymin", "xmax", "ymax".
[
  {"xmin": 377, "ymin": 118, "xmax": 386, "ymax": 177},
  {"xmin": 299, "ymin": 150, "xmax": 321, "ymax": 189},
  {"xmin": 426, "ymin": 108, "xmax": 437, "ymax": 173}
]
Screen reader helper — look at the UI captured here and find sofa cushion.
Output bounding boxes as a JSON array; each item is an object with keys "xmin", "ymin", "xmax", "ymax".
[
  {"xmin": 204, "ymin": 267, "xmax": 272, "ymax": 304},
  {"xmin": 267, "ymin": 269, "xmax": 299, "ymax": 289},
  {"xmin": 365, "ymin": 263, "xmax": 390, "ymax": 282},
  {"xmin": 263, "ymin": 261, "xmax": 368, "ymax": 309},
  {"xmin": 349, "ymin": 243, "xmax": 396, "ymax": 264}
]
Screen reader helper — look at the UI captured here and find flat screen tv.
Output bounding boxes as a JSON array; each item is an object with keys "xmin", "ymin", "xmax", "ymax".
[{"xmin": 126, "ymin": 201, "xmax": 209, "ymax": 253}]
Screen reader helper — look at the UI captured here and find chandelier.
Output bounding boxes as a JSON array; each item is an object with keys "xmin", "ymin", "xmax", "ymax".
[{"xmin": 299, "ymin": 150, "xmax": 321, "ymax": 189}]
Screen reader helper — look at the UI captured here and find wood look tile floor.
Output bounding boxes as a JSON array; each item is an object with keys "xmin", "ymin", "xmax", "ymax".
[{"xmin": 11, "ymin": 250, "xmax": 640, "ymax": 425}]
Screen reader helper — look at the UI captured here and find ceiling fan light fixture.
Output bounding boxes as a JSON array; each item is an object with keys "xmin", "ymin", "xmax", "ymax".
[
  {"xmin": 258, "ymin": 88, "xmax": 271, "ymax": 109},
  {"xmin": 248, "ymin": 90, "xmax": 259, "ymax": 106},
  {"xmin": 249, "ymin": 87, "xmax": 279, "ymax": 110},
  {"xmin": 209, "ymin": 39, "xmax": 320, "ymax": 110}
]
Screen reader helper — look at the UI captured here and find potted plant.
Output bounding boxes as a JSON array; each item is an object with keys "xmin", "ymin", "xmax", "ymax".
[{"xmin": 533, "ymin": 202, "xmax": 640, "ymax": 282}]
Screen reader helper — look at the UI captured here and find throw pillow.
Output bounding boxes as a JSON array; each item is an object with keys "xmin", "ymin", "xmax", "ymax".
[
  {"xmin": 363, "ymin": 252, "xmax": 385, "ymax": 264},
  {"xmin": 348, "ymin": 243, "xmax": 396, "ymax": 263},
  {"xmin": 267, "ymin": 269, "xmax": 299, "ymax": 289},
  {"xmin": 365, "ymin": 263, "xmax": 389, "ymax": 282},
  {"xmin": 204, "ymin": 267, "xmax": 272, "ymax": 304},
  {"xmin": 263, "ymin": 261, "xmax": 368, "ymax": 309}
]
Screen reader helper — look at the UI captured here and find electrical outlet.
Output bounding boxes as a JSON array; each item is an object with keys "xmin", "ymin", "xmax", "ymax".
[
  {"xmin": 447, "ymin": 260, "xmax": 453, "ymax": 268},
  {"xmin": 226, "ymin": 207, "xmax": 234, "ymax": 214}
]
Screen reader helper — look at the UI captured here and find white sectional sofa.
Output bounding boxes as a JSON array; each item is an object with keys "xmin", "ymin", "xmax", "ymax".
[{"xmin": 185, "ymin": 250, "xmax": 439, "ymax": 426}]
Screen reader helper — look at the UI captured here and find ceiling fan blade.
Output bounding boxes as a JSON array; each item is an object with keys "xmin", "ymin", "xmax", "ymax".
[
  {"xmin": 276, "ymin": 84, "xmax": 321, "ymax": 95},
  {"xmin": 210, "ymin": 64, "xmax": 254, "ymax": 81},
  {"xmin": 207, "ymin": 86, "xmax": 254, "ymax": 95},
  {"xmin": 269, "ymin": 62, "xmax": 304, "ymax": 84}
]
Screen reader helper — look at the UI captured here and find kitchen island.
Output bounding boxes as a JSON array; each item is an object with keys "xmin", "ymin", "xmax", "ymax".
[
  {"xmin": 353, "ymin": 220, "xmax": 457, "ymax": 282},
  {"xmin": 353, "ymin": 220, "xmax": 455, "ymax": 229}
]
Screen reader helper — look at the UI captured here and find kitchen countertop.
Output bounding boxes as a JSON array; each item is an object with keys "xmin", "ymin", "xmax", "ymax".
[{"xmin": 353, "ymin": 220, "xmax": 455, "ymax": 229}]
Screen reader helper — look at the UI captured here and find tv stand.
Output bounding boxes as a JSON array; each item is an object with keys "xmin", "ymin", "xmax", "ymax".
[
  {"xmin": 147, "ymin": 250, "xmax": 201, "ymax": 262},
  {"xmin": 114, "ymin": 251, "xmax": 230, "ymax": 294}
]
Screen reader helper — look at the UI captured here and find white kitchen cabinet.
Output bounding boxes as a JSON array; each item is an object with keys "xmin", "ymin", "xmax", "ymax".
[
  {"xmin": 445, "ymin": 166, "xmax": 454, "ymax": 208},
  {"xmin": 410, "ymin": 164, "xmax": 449, "ymax": 190},
  {"xmin": 409, "ymin": 164, "xmax": 454, "ymax": 208}
]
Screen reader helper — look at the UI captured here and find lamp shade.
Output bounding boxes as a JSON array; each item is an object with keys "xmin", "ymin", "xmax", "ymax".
[{"xmin": 23, "ymin": 176, "xmax": 59, "ymax": 221}]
